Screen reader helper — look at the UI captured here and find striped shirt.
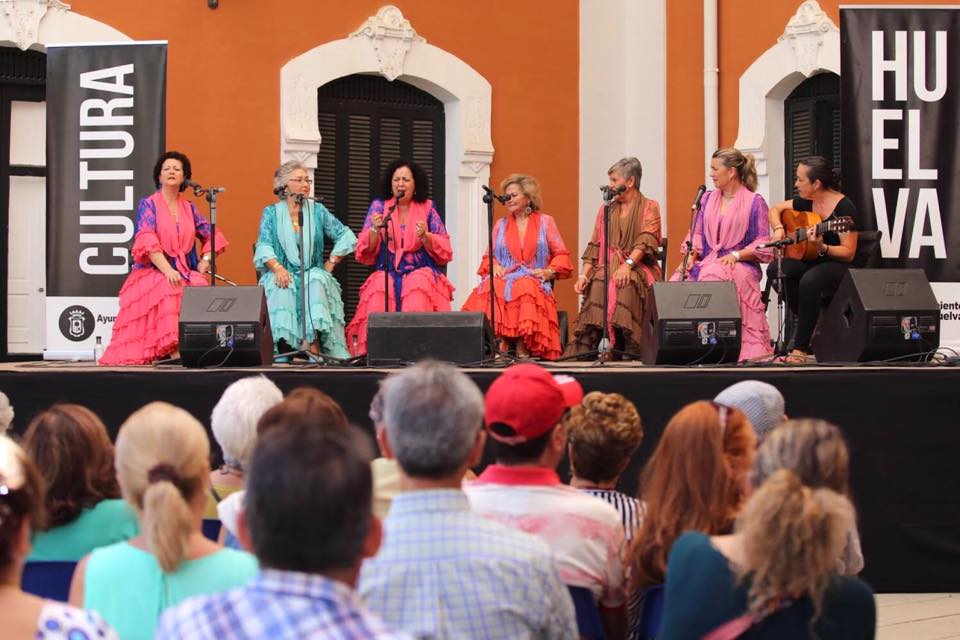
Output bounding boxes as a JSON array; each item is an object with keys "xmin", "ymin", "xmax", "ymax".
[
  {"xmin": 465, "ymin": 465, "xmax": 627, "ymax": 609},
  {"xmin": 580, "ymin": 488, "xmax": 644, "ymax": 542},
  {"xmin": 358, "ymin": 489, "xmax": 578, "ymax": 640},
  {"xmin": 156, "ymin": 570, "xmax": 408, "ymax": 640}
]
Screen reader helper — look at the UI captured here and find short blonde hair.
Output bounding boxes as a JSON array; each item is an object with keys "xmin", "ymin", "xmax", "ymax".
[
  {"xmin": 115, "ymin": 402, "xmax": 210, "ymax": 573},
  {"xmin": 563, "ymin": 392, "xmax": 642, "ymax": 484},
  {"xmin": 500, "ymin": 173, "xmax": 542, "ymax": 211}
]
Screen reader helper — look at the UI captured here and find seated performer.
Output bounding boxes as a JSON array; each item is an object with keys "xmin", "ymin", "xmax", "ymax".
[
  {"xmin": 100, "ymin": 151, "xmax": 227, "ymax": 365},
  {"xmin": 254, "ymin": 161, "xmax": 356, "ymax": 358},
  {"xmin": 345, "ymin": 159, "xmax": 454, "ymax": 356},
  {"xmin": 766, "ymin": 156, "xmax": 858, "ymax": 363},
  {"xmin": 670, "ymin": 148, "xmax": 772, "ymax": 361},
  {"xmin": 461, "ymin": 174, "xmax": 572, "ymax": 359},
  {"xmin": 565, "ymin": 157, "xmax": 661, "ymax": 358}
]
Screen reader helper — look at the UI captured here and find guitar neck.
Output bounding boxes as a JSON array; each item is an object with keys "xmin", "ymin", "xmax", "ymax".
[{"xmin": 794, "ymin": 219, "xmax": 835, "ymax": 241}]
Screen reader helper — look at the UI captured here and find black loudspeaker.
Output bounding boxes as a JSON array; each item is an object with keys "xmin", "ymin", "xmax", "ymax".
[
  {"xmin": 812, "ymin": 269, "xmax": 939, "ymax": 363},
  {"xmin": 367, "ymin": 312, "xmax": 493, "ymax": 366},
  {"xmin": 640, "ymin": 281, "xmax": 742, "ymax": 365},
  {"xmin": 178, "ymin": 286, "xmax": 273, "ymax": 367}
]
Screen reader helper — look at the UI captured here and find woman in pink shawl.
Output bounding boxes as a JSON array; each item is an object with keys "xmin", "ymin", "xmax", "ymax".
[
  {"xmin": 670, "ymin": 148, "xmax": 772, "ymax": 361},
  {"xmin": 345, "ymin": 159, "xmax": 454, "ymax": 356},
  {"xmin": 99, "ymin": 152, "xmax": 227, "ymax": 365}
]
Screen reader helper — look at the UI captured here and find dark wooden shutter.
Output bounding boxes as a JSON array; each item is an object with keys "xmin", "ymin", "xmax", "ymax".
[
  {"xmin": 784, "ymin": 72, "xmax": 840, "ymax": 197},
  {"xmin": 315, "ymin": 75, "xmax": 445, "ymax": 323}
]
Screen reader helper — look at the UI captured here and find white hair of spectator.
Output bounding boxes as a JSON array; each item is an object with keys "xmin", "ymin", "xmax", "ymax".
[
  {"xmin": 715, "ymin": 380, "xmax": 785, "ymax": 441},
  {"xmin": 0, "ymin": 391, "xmax": 13, "ymax": 432},
  {"xmin": 381, "ymin": 360, "xmax": 484, "ymax": 478},
  {"xmin": 211, "ymin": 376, "xmax": 283, "ymax": 469}
]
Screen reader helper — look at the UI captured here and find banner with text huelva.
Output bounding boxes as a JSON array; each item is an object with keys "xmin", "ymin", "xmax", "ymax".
[
  {"xmin": 840, "ymin": 7, "xmax": 960, "ymax": 350},
  {"xmin": 45, "ymin": 42, "xmax": 166, "ymax": 357}
]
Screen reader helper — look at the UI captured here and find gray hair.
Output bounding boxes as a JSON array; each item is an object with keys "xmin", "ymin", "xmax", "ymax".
[
  {"xmin": 608, "ymin": 157, "xmax": 643, "ymax": 188},
  {"xmin": 715, "ymin": 380, "xmax": 785, "ymax": 442},
  {"xmin": 0, "ymin": 391, "xmax": 12, "ymax": 432},
  {"xmin": 211, "ymin": 376, "xmax": 283, "ymax": 469},
  {"xmin": 273, "ymin": 160, "xmax": 309, "ymax": 195},
  {"xmin": 381, "ymin": 360, "xmax": 484, "ymax": 479}
]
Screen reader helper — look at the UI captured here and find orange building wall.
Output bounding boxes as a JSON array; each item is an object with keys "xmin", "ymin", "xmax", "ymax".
[
  {"xmin": 66, "ymin": 0, "xmax": 581, "ymax": 315},
  {"xmin": 665, "ymin": 0, "xmax": 959, "ymax": 275}
]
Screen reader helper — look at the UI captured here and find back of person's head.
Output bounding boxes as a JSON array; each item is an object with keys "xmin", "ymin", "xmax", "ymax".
[
  {"xmin": 0, "ymin": 391, "xmax": 13, "ymax": 433},
  {"xmin": 115, "ymin": 402, "xmax": 209, "ymax": 573},
  {"xmin": 714, "ymin": 380, "xmax": 785, "ymax": 443},
  {"xmin": 564, "ymin": 392, "xmax": 643, "ymax": 485},
  {"xmin": 753, "ymin": 419, "xmax": 849, "ymax": 494},
  {"xmin": 381, "ymin": 361, "xmax": 483, "ymax": 478},
  {"xmin": 244, "ymin": 415, "xmax": 375, "ymax": 573},
  {"xmin": 211, "ymin": 376, "xmax": 283, "ymax": 470},
  {"xmin": 738, "ymin": 469, "xmax": 854, "ymax": 622},
  {"xmin": 257, "ymin": 386, "xmax": 347, "ymax": 436},
  {"xmin": 484, "ymin": 363, "xmax": 583, "ymax": 466},
  {"xmin": 0, "ymin": 435, "xmax": 45, "ymax": 569},
  {"xmin": 629, "ymin": 400, "xmax": 756, "ymax": 591},
  {"xmin": 22, "ymin": 404, "xmax": 119, "ymax": 528}
]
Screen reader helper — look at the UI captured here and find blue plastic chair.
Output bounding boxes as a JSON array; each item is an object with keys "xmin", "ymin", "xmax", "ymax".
[
  {"xmin": 636, "ymin": 583, "xmax": 665, "ymax": 639},
  {"xmin": 21, "ymin": 561, "xmax": 77, "ymax": 602},
  {"xmin": 568, "ymin": 585, "xmax": 605, "ymax": 640}
]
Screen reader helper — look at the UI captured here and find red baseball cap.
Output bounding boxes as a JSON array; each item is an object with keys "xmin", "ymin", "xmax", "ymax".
[{"xmin": 484, "ymin": 363, "xmax": 584, "ymax": 445}]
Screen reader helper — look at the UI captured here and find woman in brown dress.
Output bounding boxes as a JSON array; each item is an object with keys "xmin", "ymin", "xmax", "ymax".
[{"xmin": 565, "ymin": 157, "xmax": 662, "ymax": 357}]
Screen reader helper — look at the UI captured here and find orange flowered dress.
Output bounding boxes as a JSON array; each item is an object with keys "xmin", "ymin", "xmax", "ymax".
[{"xmin": 461, "ymin": 212, "xmax": 572, "ymax": 360}]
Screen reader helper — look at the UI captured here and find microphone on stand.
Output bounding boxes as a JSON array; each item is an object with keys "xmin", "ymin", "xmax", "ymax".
[
  {"xmin": 385, "ymin": 190, "xmax": 404, "ymax": 220},
  {"xmin": 185, "ymin": 180, "xmax": 205, "ymax": 197},
  {"xmin": 690, "ymin": 184, "xmax": 707, "ymax": 211},
  {"xmin": 273, "ymin": 185, "xmax": 289, "ymax": 198},
  {"xmin": 496, "ymin": 193, "xmax": 512, "ymax": 204},
  {"xmin": 758, "ymin": 236, "xmax": 797, "ymax": 249},
  {"xmin": 600, "ymin": 184, "xmax": 626, "ymax": 200}
]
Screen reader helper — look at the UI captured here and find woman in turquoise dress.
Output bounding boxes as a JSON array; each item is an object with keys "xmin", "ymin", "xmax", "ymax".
[{"xmin": 254, "ymin": 161, "xmax": 357, "ymax": 358}]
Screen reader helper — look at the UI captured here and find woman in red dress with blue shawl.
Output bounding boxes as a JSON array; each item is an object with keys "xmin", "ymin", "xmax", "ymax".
[
  {"xmin": 461, "ymin": 174, "xmax": 572, "ymax": 359},
  {"xmin": 345, "ymin": 159, "xmax": 454, "ymax": 356},
  {"xmin": 99, "ymin": 152, "xmax": 227, "ymax": 365}
]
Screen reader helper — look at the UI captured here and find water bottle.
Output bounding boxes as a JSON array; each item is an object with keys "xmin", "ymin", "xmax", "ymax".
[{"xmin": 93, "ymin": 336, "xmax": 103, "ymax": 363}]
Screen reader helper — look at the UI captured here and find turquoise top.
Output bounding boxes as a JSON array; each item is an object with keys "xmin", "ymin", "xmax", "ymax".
[
  {"xmin": 83, "ymin": 541, "xmax": 258, "ymax": 640},
  {"xmin": 28, "ymin": 498, "xmax": 140, "ymax": 562}
]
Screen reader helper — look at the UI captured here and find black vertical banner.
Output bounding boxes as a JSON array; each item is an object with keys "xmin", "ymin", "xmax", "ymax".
[
  {"xmin": 841, "ymin": 8, "xmax": 959, "ymax": 278},
  {"xmin": 45, "ymin": 42, "xmax": 166, "ymax": 353}
]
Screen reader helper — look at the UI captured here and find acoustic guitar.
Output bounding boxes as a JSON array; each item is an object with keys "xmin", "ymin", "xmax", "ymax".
[{"xmin": 779, "ymin": 209, "xmax": 855, "ymax": 261}]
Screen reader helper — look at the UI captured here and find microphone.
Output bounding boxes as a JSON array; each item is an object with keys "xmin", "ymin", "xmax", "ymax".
[
  {"xmin": 758, "ymin": 236, "xmax": 796, "ymax": 249},
  {"xmin": 496, "ymin": 193, "xmax": 512, "ymax": 204},
  {"xmin": 690, "ymin": 184, "xmax": 707, "ymax": 211},
  {"xmin": 600, "ymin": 185, "xmax": 626, "ymax": 199},
  {"xmin": 185, "ymin": 180, "xmax": 205, "ymax": 196},
  {"xmin": 385, "ymin": 190, "xmax": 405, "ymax": 221},
  {"xmin": 273, "ymin": 185, "xmax": 288, "ymax": 198}
]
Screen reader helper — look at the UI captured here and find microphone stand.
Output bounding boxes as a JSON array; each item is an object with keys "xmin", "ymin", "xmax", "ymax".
[
  {"xmin": 596, "ymin": 187, "xmax": 615, "ymax": 361},
  {"xmin": 757, "ymin": 236, "xmax": 795, "ymax": 360},
  {"xmin": 381, "ymin": 197, "xmax": 400, "ymax": 314},
  {"xmin": 679, "ymin": 195, "xmax": 702, "ymax": 282},
  {"xmin": 479, "ymin": 187, "xmax": 515, "ymax": 365},
  {"xmin": 192, "ymin": 183, "xmax": 226, "ymax": 286}
]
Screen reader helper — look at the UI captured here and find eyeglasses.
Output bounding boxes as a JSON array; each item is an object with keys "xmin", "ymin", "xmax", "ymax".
[{"xmin": 289, "ymin": 177, "xmax": 313, "ymax": 185}]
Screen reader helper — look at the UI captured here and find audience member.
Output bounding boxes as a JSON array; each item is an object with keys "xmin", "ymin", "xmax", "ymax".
[
  {"xmin": 658, "ymin": 470, "xmax": 875, "ymax": 639},
  {"xmin": 0, "ymin": 434, "xmax": 117, "ymax": 639},
  {"xmin": 69, "ymin": 402, "xmax": 257, "ymax": 640},
  {"xmin": 360, "ymin": 361, "xmax": 577, "ymax": 638},
  {"xmin": 565, "ymin": 391, "xmax": 644, "ymax": 540},
  {"xmin": 23, "ymin": 404, "xmax": 139, "ymax": 561},
  {"xmin": 157, "ymin": 409, "xmax": 407, "ymax": 638},
  {"xmin": 206, "ymin": 376, "xmax": 283, "ymax": 519},
  {"xmin": 367, "ymin": 383, "xmax": 402, "ymax": 520},
  {"xmin": 626, "ymin": 400, "xmax": 755, "ymax": 636},
  {"xmin": 753, "ymin": 418, "xmax": 864, "ymax": 574},
  {"xmin": 0, "ymin": 391, "xmax": 13, "ymax": 433},
  {"xmin": 464, "ymin": 363, "xmax": 627, "ymax": 639},
  {"xmin": 715, "ymin": 380, "xmax": 786, "ymax": 442}
]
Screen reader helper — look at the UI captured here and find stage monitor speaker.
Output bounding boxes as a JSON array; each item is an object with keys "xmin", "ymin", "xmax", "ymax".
[
  {"xmin": 367, "ymin": 312, "xmax": 492, "ymax": 366},
  {"xmin": 178, "ymin": 286, "xmax": 273, "ymax": 367},
  {"xmin": 812, "ymin": 269, "xmax": 939, "ymax": 363},
  {"xmin": 640, "ymin": 281, "xmax": 742, "ymax": 365}
]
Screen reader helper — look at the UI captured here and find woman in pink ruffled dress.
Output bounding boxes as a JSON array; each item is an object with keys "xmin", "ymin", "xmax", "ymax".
[
  {"xmin": 99, "ymin": 152, "xmax": 227, "ymax": 365},
  {"xmin": 345, "ymin": 159, "xmax": 454, "ymax": 356}
]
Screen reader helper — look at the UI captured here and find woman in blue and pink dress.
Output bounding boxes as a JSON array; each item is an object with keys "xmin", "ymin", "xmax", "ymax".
[
  {"xmin": 345, "ymin": 159, "xmax": 454, "ymax": 356},
  {"xmin": 670, "ymin": 148, "xmax": 772, "ymax": 361},
  {"xmin": 100, "ymin": 151, "xmax": 227, "ymax": 365}
]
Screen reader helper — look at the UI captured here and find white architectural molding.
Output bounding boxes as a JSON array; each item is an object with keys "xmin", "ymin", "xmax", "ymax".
[
  {"xmin": 281, "ymin": 5, "xmax": 493, "ymax": 308},
  {"xmin": 0, "ymin": 0, "xmax": 69, "ymax": 50},
  {"xmin": 0, "ymin": 0, "xmax": 128, "ymax": 51},
  {"xmin": 734, "ymin": 0, "xmax": 839, "ymax": 205}
]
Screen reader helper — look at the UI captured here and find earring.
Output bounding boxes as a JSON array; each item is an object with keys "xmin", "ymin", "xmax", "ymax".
[{"xmin": 524, "ymin": 206, "xmax": 533, "ymax": 214}]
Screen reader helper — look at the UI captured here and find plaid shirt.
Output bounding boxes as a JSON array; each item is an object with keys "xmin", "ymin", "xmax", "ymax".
[
  {"xmin": 156, "ymin": 569, "xmax": 409, "ymax": 640},
  {"xmin": 358, "ymin": 489, "xmax": 577, "ymax": 639}
]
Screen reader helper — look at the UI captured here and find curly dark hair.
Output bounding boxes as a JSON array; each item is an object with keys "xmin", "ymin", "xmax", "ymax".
[
  {"xmin": 22, "ymin": 404, "xmax": 120, "ymax": 528},
  {"xmin": 152, "ymin": 150, "xmax": 192, "ymax": 192},
  {"xmin": 379, "ymin": 159, "xmax": 430, "ymax": 203}
]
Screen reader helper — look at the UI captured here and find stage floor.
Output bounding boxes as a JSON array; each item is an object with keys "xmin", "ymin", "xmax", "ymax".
[{"xmin": 2, "ymin": 359, "xmax": 959, "ymax": 593}]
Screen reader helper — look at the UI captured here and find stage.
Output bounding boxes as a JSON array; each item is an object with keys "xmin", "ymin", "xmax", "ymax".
[{"xmin": 2, "ymin": 359, "xmax": 959, "ymax": 593}]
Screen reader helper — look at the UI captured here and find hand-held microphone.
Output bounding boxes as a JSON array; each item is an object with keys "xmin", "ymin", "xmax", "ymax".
[{"xmin": 690, "ymin": 184, "xmax": 707, "ymax": 211}]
